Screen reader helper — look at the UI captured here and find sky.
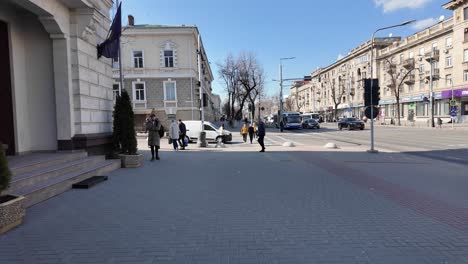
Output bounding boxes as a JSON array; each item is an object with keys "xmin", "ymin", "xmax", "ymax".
[{"xmin": 118, "ymin": 0, "xmax": 453, "ymax": 100}]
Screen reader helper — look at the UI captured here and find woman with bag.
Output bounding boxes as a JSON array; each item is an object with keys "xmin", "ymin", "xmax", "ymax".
[
  {"xmin": 169, "ymin": 120, "xmax": 180, "ymax": 151},
  {"xmin": 146, "ymin": 114, "xmax": 161, "ymax": 161},
  {"xmin": 240, "ymin": 123, "xmax": 248, "ymax": 143}
]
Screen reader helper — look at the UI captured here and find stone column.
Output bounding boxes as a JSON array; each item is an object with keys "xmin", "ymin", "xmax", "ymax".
[{"xmin": 50, "ymin": 34, "xmax": 75, "ymax": 149}]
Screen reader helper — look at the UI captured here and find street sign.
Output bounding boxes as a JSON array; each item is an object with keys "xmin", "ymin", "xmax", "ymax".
[
  {"xmin": 365, "ymin": 106, "xmax": 379, "ymax": 119},
  {"xmin": 450, "ymin": 99, "xmax": 457, "ymax": 107},
  {"xmin": 450, "ymin": 106, "xmax": 457, "ymax": 117}
]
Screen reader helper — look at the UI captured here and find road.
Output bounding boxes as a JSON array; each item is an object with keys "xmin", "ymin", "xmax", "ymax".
[{"xmin": 229, "ymin": 124, "xmax": 468, "ymax": 165}]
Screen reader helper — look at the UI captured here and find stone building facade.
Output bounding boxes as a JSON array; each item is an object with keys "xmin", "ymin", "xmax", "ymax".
[
  {"xmin": 291, "ymin": 0, "xmax": 468, "ymax": 124},
  {"xmin": 113, "ymin": 20, "xmax": 218, "ymax": 131},
  {"xmin": 0, "ymin": 0, "xmax": 115, "ymax": 155}
]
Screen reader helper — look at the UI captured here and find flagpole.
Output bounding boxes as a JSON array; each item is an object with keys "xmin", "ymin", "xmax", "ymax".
[{"xmin": 117, "ymin": 0, "xmax": 123, "ymax": 96}]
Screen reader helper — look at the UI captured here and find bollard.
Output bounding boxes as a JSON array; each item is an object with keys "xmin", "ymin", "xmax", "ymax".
[{"xmin": 197, "ymin": 131, "xmax": 208, "ymax": 148}]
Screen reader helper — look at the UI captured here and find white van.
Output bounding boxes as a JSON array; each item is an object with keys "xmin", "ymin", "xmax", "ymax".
[{"xmin": 184, "ymin": 121, "xmax": 232, "ymax": 143}]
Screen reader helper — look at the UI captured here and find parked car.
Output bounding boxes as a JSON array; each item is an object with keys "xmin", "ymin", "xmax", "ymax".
[
  {"xmin": 338, "ymin": 118, "xmax": 365, "ymax": 130},
  {"xmin": 302, "ymin": 119, "xmax": 320, "ymax": 129},
  {"xmin": 184, "ymin": 121, "xmax": 233, "ymax": 143}
]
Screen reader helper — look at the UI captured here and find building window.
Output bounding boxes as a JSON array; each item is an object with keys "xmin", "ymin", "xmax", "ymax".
[
  {"xmin": 164, "ymin": 50, "xmax": 174, "ymax": 68},
  {"xmin": 112, "ymin": 83, "xmax": 120, "ymax": 101},
  {"xmin": 112, "ymin": 57, "xmax": 119, "ymax": 69},
  {"xmin": 400, "ymin": 54, "xmax": 404, "ymax": 63},
  {"xmin": 464, "ymin": 70, "xmax": 468, "ymax": 82},
  {"xmin": 133, "ymin": 51, "xmax": 144, "ymax": 68},
  {"xmin": 464, "ymin": 49, "xmax": 468, "ymax": 62},
  {"xmin": 419, "ymin": 48, "xmax": 425, "ymax": 56},
  {"xmin": 465, "ymin": 7, "xmax": 468, "ymax": 20},
  {"xmin": 133, "ymin": 82, "xmax": 146, "ymax": 101},
  {"xmin": 409, "ymin": 52, "xmax": 414, "ymax": 59},
  {"xmin": 408, "ymin": 84, "xmax": 414, "ymax": 92},
  {"xmin": 419, "ymin": 64, "xmax": 425, "ymax": 73},
  {"xmin": 420, "ymin": 80, "xmax": 425, "ymax": 91},
  {"xmin": 446, "ymin": 74, "xmax": 452, "ymax": 86},
  {"xmin": 164, "ymin": 81, "xmax": 176, "ymax": 101},
  {"xmin": 432, "ymin": 42, "xmax": 437, "ymax": 50},
  {"xmin": 446, "ymin": 56, "xmax": 453, "ymax": 67},
  {"xmin": 446, "ymin": 37, "xmax": 452, "ymax": 48},
  {"xmin": 416, "ymin": 102, "xmax": 426, "ymax": 116},
  {"xmin": 465, "ymin": 28, "xmax": 468, "ymax": 42}
]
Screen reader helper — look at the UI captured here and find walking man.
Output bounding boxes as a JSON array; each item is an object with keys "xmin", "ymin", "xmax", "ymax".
[
  {"xmin": 257, "ymin": 120, "xmax": 266, "ymax": 152},
  {"xmin": 248, "ymin": 123, "xmax": 255, "ymax": 144},
  {"xmin": 145, "ymin": 114, "xmax": 161, "ymax": 161},
  {"xmin": 178, "ymin": 119, "xmax": 187, "ymax": 150},
  {"xmin": 170, "ymin": 120, "xmax": 180, "ymax": 151}
]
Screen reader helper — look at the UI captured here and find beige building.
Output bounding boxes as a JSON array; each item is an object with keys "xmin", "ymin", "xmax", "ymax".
[
  {"xmin": 113, "ymin": 17, "xmax": 217, "ymax": 130},
  {"xmin": 0, "ymin": 0, "xmax": 115, "ymax": 155},
  {"xmin": 292, "ymin": 0, "xmax": 468, "ymax": 123}
]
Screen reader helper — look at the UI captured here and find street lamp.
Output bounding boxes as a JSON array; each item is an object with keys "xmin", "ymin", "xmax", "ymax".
[
  {"xmin": 368, "ymin": 20, "xmax": 416, "ymax": 153},
  {"xmin": 279, "ymin": 57, "xmax": 296, "ymax": 132}
]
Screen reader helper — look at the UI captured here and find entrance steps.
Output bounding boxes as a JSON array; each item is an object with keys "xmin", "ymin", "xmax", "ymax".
[{"xmin": 6, "ymin": 152, "xmax": 120, "ymax": 208}]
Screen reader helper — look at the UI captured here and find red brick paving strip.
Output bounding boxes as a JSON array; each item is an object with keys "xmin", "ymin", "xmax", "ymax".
[{"xmin": 292, "ymin": 152, "xmax": 468, "ymax": 233}]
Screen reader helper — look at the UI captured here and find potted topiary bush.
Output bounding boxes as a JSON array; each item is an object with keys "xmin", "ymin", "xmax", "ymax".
[
  {"xmin": 113, "ymin": 90, "xmax": 143, "ymax": 168},
  {"xmin": 0, "ymin": 143, "xmax": 26, "ymax": 234}
]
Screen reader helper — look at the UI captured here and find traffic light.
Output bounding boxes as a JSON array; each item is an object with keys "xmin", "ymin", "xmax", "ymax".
[
  {"xmin": 364, "ymin": 78, "xmax": 380, "ymax": 106},
  {"xmin": 364, "ymin": 79, "xmax": 371, "ymax": 107},
  {"xmin": 371, "ymin": 79, "xmax": 380, "ymax": 106}
]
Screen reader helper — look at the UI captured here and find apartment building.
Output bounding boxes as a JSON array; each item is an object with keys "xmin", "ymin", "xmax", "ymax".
[
  {"xmin": 113, "ymin": 17, "xmax": 218, "ymax": 130},
  {"xmin": 292, "ymin": 0, "xmax": 468, "ymax": 123}
]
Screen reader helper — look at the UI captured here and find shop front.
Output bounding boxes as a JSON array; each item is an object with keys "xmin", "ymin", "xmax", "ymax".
[{"xmin": 441, "ymin": 88, "xmax": 468, "ymax": 122}]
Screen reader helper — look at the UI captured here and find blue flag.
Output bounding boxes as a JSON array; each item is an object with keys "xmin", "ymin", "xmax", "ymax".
[{"xmin": 97, "ymin": 3, "xmax": 121, "ymax": 60}]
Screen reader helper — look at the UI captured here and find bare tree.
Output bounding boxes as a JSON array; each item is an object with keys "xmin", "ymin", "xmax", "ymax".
[
  {"xmin": 329, "ymin": 78, "xmax": 346, "ymax": 120},
  {"xmin": 383, "ymin": 57, "xmax": 414, "ymax": 126},
  {"xmin": 235, "ymin": 53, "xmax": 265, "ymax": 120},
  {"xmin": 218, "ymin": 54, "xmax": 239, "ymax": 121},
  {"xmin": 283, "ymin": 96, "xmax": 294, "ymax": 111}
]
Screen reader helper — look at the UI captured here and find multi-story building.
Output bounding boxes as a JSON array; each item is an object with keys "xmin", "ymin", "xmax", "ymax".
[
  {"xmin": 1, "ymin": 0, "xmax": 115, "ymax": 155},
  {"xmin": 113, "ymin": 16, "xmax": 217, "ymax": 130},
  {"xmin": 292, "ymin": 0, "xmax": 468, "ymax": 124}
]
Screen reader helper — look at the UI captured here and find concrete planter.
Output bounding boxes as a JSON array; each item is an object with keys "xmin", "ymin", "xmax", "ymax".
[
  {"xmin": 119, "ymin": 154, "xmax": 144, "ymax": 168},
  {"xmin": 0, "ymin": 195, "xmax": 26, "ymax": 234}
]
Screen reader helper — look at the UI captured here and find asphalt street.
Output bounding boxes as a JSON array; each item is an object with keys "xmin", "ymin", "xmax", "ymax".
[{"xmin": 245, "ymin": 124, "xmax": 468, "ymax": 165}]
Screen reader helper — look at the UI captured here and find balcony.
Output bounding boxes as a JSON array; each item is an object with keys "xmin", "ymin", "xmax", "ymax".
[
  {"xmin": 385, "ymin": 78, "xmax": 395, "ymax": 87},
  {"xmin": 402, "ymin": 58, "xmax": 415, "ymax": 70},
  {"xmin": 385, "ymin": 63, "xmax": 396, "ymax": 74},
  {"xmin": 425, "ymin": 69, "xmax": 440, "ymax": 80},
  {"xmin": 424, "ymin": 49, "xmax": 440, "ymax": 62},
  {"xmin": 404, "ymin": 74, "xmax": 416, "ymax": 85}
]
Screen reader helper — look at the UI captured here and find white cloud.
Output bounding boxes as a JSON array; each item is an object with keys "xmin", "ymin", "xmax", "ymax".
[
  {"xmin": 374, "ymin": 0, "xmax": 433, "ymax": 12},
  {"xmin": 411, "ymin": 17, "xmax": 437, "ymax": 30}
]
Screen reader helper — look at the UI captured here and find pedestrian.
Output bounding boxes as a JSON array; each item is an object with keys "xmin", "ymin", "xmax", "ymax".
[
  {"xmin": 178, "ymin": 119, "xmax": 187, "ymax": 150},
  {"xmin": 252, "ymin": 122, "xmax": 257, "ymax": 139},
  {"xmin": 437, "ymin": 117, "xmax": 443, "ymax": 128},
  {"xmin": 240, "ymin": 123, "xmax": 248, "ymax": 142},
  {"xmin": 257, "ymin": 120, "xmax": 266, "ymax": 152},
  {"xmin": 248, "ymin": 123, "xmax": 255, "ymax": 144},
  {"xmin": 145, "ymin": 114, "xmax": 161, "ymax": 161},
  {"xmin": 279, "ymin": 120, "xmax": 284, "ymax": 132},
  {"xmin": 170, "ymin": 120, "xmax": 180, "ymax": 151},
  {"xmin": 219, "ymin": 124, "xmax": 226, "ymax": 143}
]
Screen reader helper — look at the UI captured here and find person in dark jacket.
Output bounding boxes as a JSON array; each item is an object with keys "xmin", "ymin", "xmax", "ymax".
[
  {"xmin": 178, "ymin": 119, "xmax": 187, "ymax": 150},
  {"xmin": 257, "ymin": 120, "xmax": 266, "ymax": 152},
  {"xmin": 145, "ymin": 114, "xmax": 161, "ymax": 161},
  {"xmin": 248, "ymin": 123, "xmax": 255, "ymax": 144}
]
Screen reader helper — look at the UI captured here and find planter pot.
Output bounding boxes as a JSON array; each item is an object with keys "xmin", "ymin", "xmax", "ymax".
[
  {"xmin": 0, "ymin": 195, "xmax": 26, "ymax": 234},
  {"xmin": 119, "ymin": 154, "xmax": 144, "ymax": 168}
]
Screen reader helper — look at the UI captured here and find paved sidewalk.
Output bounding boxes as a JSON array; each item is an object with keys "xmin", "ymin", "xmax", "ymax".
[{"xmin": 1, "ymin": 146, "xmax": 468, "ymax": 264}]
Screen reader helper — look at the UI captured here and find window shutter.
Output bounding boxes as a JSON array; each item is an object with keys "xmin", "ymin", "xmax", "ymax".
[
  {"xmin": 160, "ymin": 50, "xmax": 164, "ymax": 67},
  {"xmin": 173, "ymin": 49, "xmax": 178, "ymax": 68}
]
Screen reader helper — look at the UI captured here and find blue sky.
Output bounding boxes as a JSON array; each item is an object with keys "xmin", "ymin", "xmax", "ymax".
[{"xmin": 118, "ymin": 0, "xmax": 452, "ymax": 99}]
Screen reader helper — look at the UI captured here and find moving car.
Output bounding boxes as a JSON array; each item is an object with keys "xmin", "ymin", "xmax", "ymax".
[
  {"xmin": 338, "ymin": 118, "xmax": 365, "ymax": 130},
  {"xmin": 302, "ymin": 119, "xmax": 320, "ymax": 129},
  {"xmin": 184, "ymin": 121, "xmax": 232, "ymax": 143}
]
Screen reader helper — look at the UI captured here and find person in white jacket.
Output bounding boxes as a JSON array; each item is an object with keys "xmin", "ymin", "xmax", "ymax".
[{"xmin": 169, "ymin": 120, "xmax": 180, "ymax": 151}]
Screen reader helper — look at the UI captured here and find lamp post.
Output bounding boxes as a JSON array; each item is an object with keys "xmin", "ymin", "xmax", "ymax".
[
  {"xmin": 368, "ymin": 20, "xmax": 416, "ymax": 153},
  {"xmin": 279, "ymin": 57, "xmax": 296, "ymax": 132}
]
